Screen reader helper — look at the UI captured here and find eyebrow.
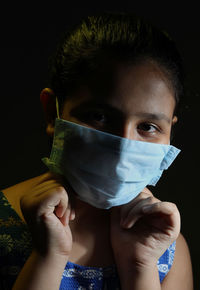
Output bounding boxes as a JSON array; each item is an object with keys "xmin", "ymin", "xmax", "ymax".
[
  {"xmin": 70, "ymin": 101, "xmax": 171, "ymax": 124},
  {"xmin": 133, "ymin": 112, "xmax": 171, "ymax": 124},
  {"xmin": 70, "ymin": 101, "xmax": 120, "ymax": 115}
]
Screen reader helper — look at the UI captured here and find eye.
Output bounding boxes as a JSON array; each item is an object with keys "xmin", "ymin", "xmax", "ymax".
[
  {"xmin": 79, "ymin": 110, "xmax": 109, "ymax": 127},
  {"xmin": 90, "ymin": 111, "xmax": 107, "ymax": 123},
  {"xmin": 137, "ymin": 123, "xmax": 158, "ymax": 133}
]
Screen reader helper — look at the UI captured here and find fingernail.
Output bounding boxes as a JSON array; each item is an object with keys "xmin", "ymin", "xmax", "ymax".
[
  {"xmin": 70, "ymin": 211, "xmax": 75, "ymax": 220},
  {"xmin": 120, "ymin": 218, "xmax": 130, "ymax": 228}
]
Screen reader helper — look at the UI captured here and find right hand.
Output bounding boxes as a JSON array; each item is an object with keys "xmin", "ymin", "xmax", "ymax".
[{"xmin": 20, "ymin": 172, "xmax": 75, "ymax": 258}]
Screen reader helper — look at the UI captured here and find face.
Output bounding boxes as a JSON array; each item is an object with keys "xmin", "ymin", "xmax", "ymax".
[{"xmin": 59, "ymin": 61, "xmax": 177, "ymax": 144}]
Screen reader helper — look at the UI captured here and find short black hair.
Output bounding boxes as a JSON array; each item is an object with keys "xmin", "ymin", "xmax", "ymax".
[{"xmin": 48, "ymin": 12, "xmax": 185, "ymax": 115}]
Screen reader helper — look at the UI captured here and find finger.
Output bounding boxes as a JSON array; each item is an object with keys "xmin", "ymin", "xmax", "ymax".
[
  {"xmin": 62, "ymin": 181, "xmax": 76, "ymax": 220},
  {"xmin": 120, "ymin": 189, "xmax": 154, "ymax": 223},
  {"xmin": 54, "ymin": 204, "xmax": 65, "ymax": 218},
  {"xmin": 38, "ymin": 187, "xmax": 68, "ymax": 217},
  {"xmin": 61, "ymin": 203, "xmax": 75, "ymax": 223},
  {"xmin": 121, "ymin": 196, "xmax": 160, "ymax": 229},
  {"xmin": 143, "ymin": 201, "xmax": 177, "ymax": 215},
  {"xmin": 64, "ymin": 193, "xmax": 75, "ymax": 221},
  {"xmin": 69, "ymin": 208, "xmax": 76, "ymax": 220},
  {"xmin": 54, "ymin": 190, "xmax": 75, "ymax": 223},
  {"xmin": 142, "ymin": 202, "xmax": 181, "ymax": 238},
  {"xmin": 142, "ymin": 201, "xmax": 180, "ymax": 225},
  {"xmin": 54, "ymin": 186, "xmax": 69, "ymax": 213},
  {"xmin": 59, "ymin": 207, "xmax": 71, "ymax": 226}
]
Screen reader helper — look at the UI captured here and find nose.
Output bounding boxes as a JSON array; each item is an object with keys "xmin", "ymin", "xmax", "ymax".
[
  {"xmin": 113, "ymin": 120, "xmax": 138, "ymax": 140},
  {"xmin": 123, "ymin": 121, "xmax": 137, "ymax": 140}
]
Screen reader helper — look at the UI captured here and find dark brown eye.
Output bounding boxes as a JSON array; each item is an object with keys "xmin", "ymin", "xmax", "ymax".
[
  {"xmin": 90, "ymin": 111, "xmax": 106, "ymax": 123},
  {"xmin": 137, "ymin": 123, "xmax": 157, "ymax": 132},
  {"xmin": 78, "ymin": 110, "xmax": 109, "ymax": 128}
]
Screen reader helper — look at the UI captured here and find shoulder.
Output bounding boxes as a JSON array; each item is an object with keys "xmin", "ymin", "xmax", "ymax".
[
  {"xmin": 162, "ymin": 233, "xmax": 193, "ymax": 289},
  {"xmin": 2, "ymin": 173, "xmax": 49, "ymax": 222}
]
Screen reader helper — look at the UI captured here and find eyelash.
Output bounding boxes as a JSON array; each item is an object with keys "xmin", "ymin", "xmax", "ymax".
[
  {"xmin": 78, "ymin": 111, "xmax": 160, "ymax": 134},
  {"xmin": 80, "ymin": 111, "xmax": 108, "ymax": 126},
  {"xmin": 137, "ymin": 123, "xmax": 159, "ymax": 133},
  {"xmin": 91, "ymin": 112, "xmax": 107, "ymax": 123}
]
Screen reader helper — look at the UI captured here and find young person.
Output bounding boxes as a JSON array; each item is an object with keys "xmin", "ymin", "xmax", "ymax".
[{"xmin": 0, "ymin": 12, "xmax": 193, "ymax": 289}]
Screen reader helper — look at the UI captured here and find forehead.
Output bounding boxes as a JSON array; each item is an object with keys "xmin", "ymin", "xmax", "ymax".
[
  {"xmin": 64, "ymin": 61, "xmax": 176, "ymax": 118},
  {"xmin": 107, "ymin": 61, "xmax": 175, "ymax": 116}
]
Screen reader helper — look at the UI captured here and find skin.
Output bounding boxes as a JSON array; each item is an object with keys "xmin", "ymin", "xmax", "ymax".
[{"xmin": 9, "ymin": 60, "xmax": 193, "ymax": 290}]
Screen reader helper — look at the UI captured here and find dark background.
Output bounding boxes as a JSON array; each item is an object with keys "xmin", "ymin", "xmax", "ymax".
[{"xmin": 0, "ymin": 2, "xmax": 199, "ymax": 289}]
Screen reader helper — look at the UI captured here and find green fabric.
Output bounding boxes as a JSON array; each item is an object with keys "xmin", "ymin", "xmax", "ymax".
[{"xmin": 0, "ymin": 191, "xmax": 32, "ymax": 289}]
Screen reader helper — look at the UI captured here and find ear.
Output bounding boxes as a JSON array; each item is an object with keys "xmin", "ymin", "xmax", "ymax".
[
  {"xmin": 40, "ymin": 88, "xmax": 57, "ymax": 137},
  {"xmin": 172, "ymin": 115, "xmax": 178, "ymax": 125},
  {"xmin": 170, "ymin": 115, "xmax": 178, "ymax": 142}
]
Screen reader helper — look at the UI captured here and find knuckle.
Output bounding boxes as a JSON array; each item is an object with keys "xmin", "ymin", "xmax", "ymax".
[
  {"xmin": 139, "ymin": 193, "xmax": 154, "ymax": 204},
  {"xmin": 155, "ymin": 202, "xmax": 162, "ymax": 209},
  {"xmin": 171, "ymin": 202, "xmax": 178, "ymax": 210},
  {"xmin": 148, "ymin": 195, "xmax": 154, "ymax": 201},
  {"xmin": 139, "ymin": 191, "xmax": 151, "ymax": 199},
  {"xmin": 55, "ymin": 186, "xmax": 69, "ymax": 204},
  {"xmin": 55, "ymin": 186, "xmax": 67, "ymax": 196},
  {"xmin": 169, "ymin": 202, "xmax": 179, "ymax": 214},
  {"xmin": 148, "ymin": 196, "xmax": 155, "ymax": 203},
  {"xmin": 142, "ymin": 187, "xmax": 153, "ymax": 196},
  {"xmin": 164, "ymin": 201, "xmax": 178, "ymax": 211},
  {"xmin": 139, "ymin": 189, "xmax": 153, "ymax": 199}
]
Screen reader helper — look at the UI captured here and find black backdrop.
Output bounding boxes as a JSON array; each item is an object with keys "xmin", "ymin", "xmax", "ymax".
[{"xmin": 0, "ymin": 2, "xmax": 199, "ymax": 288}]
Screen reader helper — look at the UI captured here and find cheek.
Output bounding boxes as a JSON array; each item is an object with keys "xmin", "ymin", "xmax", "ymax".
[
  {"xmin": 145, "ymin": 121, "xmax": 173, "ymax": 144},
  {"xmin": 160, "ymin": 126, "xmax": 173, "ymax": 144}
]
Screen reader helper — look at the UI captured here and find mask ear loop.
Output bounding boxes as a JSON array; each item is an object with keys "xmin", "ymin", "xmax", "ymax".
[{"xmin": 55, "ymin": 97, "xmax": 60, "ymax": 119}]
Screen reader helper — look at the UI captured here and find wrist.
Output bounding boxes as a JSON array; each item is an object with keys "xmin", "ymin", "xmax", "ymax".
[
  {"xmin": 117, "ymin": 262, "xmax": 161, "ymax": 290},
  {"xmin": 32, "ymin": 249, "xmax": 69, "ymax": 270},
  {"xmin": 115, "ymin": 252, "xmax": 158, "ymax": 275},
  {"xmin": 12, "ymin": 250, "xmax": 69, "ymax": 290}
]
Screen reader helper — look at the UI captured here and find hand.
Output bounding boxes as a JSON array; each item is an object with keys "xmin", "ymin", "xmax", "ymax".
[
  {"xmin": 110, "ymin": 188, "xmax": 180, "ymax": 271},
  {"xmin": 20, "ymin": 172, "xmax": 75, "ymax": 258}
]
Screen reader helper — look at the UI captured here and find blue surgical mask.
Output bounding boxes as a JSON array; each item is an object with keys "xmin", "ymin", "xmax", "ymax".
[{"xmin": 42, "ymin": 118, "xmax": 181, "ymax": 209}]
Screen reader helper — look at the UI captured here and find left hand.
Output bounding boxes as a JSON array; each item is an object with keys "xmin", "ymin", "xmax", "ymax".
[{"xmin": 110, "ymin": 188, "xmax": 181, "ymax": 271}]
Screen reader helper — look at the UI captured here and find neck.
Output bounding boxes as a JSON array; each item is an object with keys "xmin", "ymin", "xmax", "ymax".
[
  {"xmin": 72, "ymin": 196, "xmax": 111, "ymax": 222},
  {"xmin": 64, "ymin": 178, "xmax": 111, "ymax": 222}
]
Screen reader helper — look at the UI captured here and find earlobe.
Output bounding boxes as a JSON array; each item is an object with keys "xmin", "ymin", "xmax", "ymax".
[
  {"xmin": 170, "ymin": 116, "xmax": 178, "ymax": 142},
  {"xmin": 46, "ymin": 122, "xmax": 55, "ymax": 137},
  {"xmin": 172, "ymin": 115, "xmax": 178, "ymax": 125}
]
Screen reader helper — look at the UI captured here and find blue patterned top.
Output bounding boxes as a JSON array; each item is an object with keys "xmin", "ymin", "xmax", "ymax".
[{"xmin": 0, "ymin": 191, "xmax": 176, "ymax": 289}]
